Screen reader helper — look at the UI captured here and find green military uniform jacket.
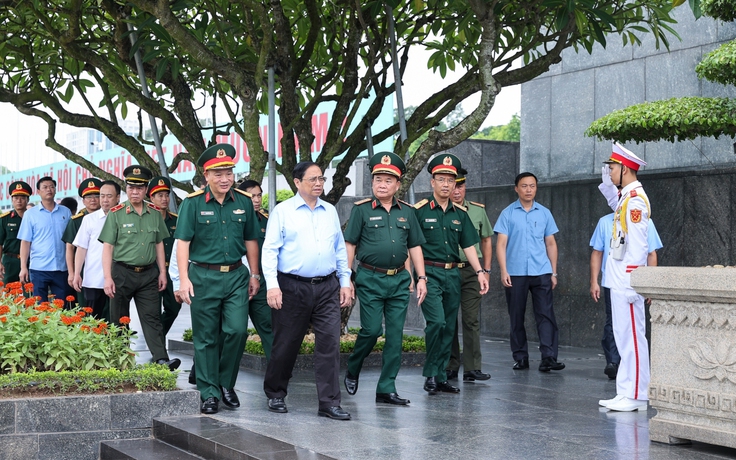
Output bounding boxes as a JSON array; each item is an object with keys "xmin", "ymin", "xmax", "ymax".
[
  {"xmin": 0, "ymin": 210, "xmax": 23, "ymax": 256},
  {"xmin": 254, "ymin": 209, "xmax": 268, "ymax": 272},
  {"xmin": 344, "ymin": 196, "xmax": 425, "ymax": 268},
  {"xmin": 161, "ymin": 210, "xmax": 178, "ymax": 265},
  {"xmin": 98, "ymin": 200, "xmax": 169, "ymax": 265},
  {"xmin": 62, "ymin": 208, "xmax": 89, "ymax": 245},
  {"xmin": 414, "ymin": 197, "xmax": 479, "ymax": 262},
  {"xmin": 174, "ymin": 186, "xmax": 260, "ymax": 263},
  {"xmin": 458, "ymin": 200, "xmax": 493, "ymax": 261}
]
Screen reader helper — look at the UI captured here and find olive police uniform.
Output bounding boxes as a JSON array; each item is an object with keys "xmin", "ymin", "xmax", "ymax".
[
  {"xmin": 63, "ymin": 179, "xmax": 103, "ymax": 309},
  {"xmin": 248, "ymin": 208, "xmax": 274, "ymax": 359},
  {"xmin": 147, "ymin": 176, "xmax": 182, "ymax": 336},
  {"xmin": 0, "ymin": 181, "xmax": 32, "ymax": 283},
  {"xmin": 174, "ymin": 144, "xmax": 260, "ymax": 403},
  {"xmin": 344, "ymin": 153, "xmax": 425, "ymax": 395},
  {"xmin": 448, "ymin": 173, "xmax": 493, "ymax": 376},
  {"xmin": 415, "ymin": 155, "xmax": 479, "ymax": 384},
  {"xmin": 98, "ymin": 166, "xmax": 171, "ymax": 362}
]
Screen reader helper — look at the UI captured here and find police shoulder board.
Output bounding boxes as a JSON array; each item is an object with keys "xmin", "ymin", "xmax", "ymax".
[
  {"xmin": 454, "ymin": 203, "xmax": 468, "ymax": 212},
  {"xmin": 109, "ymin": 203, "xmax": 125, "ymax": 213},
  {"xmin": 468, "ymin": 201, "xmax": 485, "ymax": 208}
]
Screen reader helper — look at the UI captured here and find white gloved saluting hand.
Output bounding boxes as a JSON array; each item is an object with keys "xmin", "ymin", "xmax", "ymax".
[{"xmin": 598, "ymin": 165, "xmax": 619, "ymax": 211}]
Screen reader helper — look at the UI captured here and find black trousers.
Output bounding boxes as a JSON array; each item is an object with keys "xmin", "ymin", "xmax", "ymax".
[
  {"xmin": 505, "ymin": 274, "xmax": 559, "ymax": 361},
  {"xmin": 264, "ymin": 273, "xmax": 341, "ymax": 409},
  {"xmin": 84, "ymin": 287, "xmax": 108, "ymax": 320}
]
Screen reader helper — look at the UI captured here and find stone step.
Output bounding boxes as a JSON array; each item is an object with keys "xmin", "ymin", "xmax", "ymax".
[
  {"xmin": 153, "ymin": 415, "xmax": 336, "ymax": 459},
  {"xmin": 100, "ymin": 438, "xmax": 205, "ymax": 460}
]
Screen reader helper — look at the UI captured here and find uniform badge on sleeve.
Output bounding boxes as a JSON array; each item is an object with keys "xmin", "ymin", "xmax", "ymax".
[{"xmin": 630, "ymin": 209, "xmax": 642, "ymax": 223}]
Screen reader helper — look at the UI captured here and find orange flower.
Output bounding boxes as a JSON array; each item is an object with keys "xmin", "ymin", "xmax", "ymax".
[
  {"xmin": 0, "ymin": 305, "xmax": 9, "ymax": 315},
  {"xmin": 23, "ymin": 283, "xmax": 33, "ymax": 292},
  {"xmin": 0, "ymin": 281, "xmax": 3, "ymax": 287},
  {"xmin": 25, "ymin": 299, "xmax": 36, "ymax": 308},
  {"xmin": 61, "ymin": 316, "xmax": 72, "ymax": 325},
  {"xmin": 98, "ymin": 322, "xmax": 108, "ymax": 329},
  {"xmin": 11, "ymin": 289, "xmax": 22, "ymax": 296},
  {"xmin": 53, "ymin": 299, "xmax": 64, "ymax": 308},
  {"xmin": 80, "ymin": 325, "xmax": 91, "ymax": 332},
  {"xmin": 28, "ymin": 316, "xmax": 39, "ymax": 323},
  {"xmin": 34, "ymin": 296, "xmax": 42, "ymax": 301},
  {"xmin": 119, "ymin": 316, "xmax": 131, "ymax": 325},
  {"xmin": 83, "ymin": 307, "xmax": 93, "ymax": 314},
  {"xmin": 92, "ymin": 326, "xmax": 102, "ymax": 334},
  {"xmin": 76, "ymin": 311, "xmax": 85, "ymax": 317},
  {"xmin": 0, "ymin": 316, "xmax": 6, "ymax": 323},
  {"xmin": 65, "ymin": 295, "xmax": 75, "ymax": 302}
]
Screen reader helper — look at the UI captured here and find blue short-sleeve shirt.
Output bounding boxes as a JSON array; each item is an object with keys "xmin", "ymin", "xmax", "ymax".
[{"xmin": 493, "ymin": 199, "xmax": 558, "ymax": 276}]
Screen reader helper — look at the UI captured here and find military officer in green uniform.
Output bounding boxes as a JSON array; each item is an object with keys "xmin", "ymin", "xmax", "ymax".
[
  {"xmin": 446, "ymin": 168, "xmax": 493, "ymax": 382},
  {"xmin": 0, "ymin": 181, "xmax": 32, "ymax": 284},
  {"xmin": 63, "ymin": 178, "xmax": 102, "ymax": 308},
  {"xmin": 343, "ymin": 152, "xmax": 427, "ymax": 406},
  {"xmin": 147, "ymin": 176, "xmax": 182, "ymax": 336},
  {"xmin": 237, "ymin": 179, "xmax": 274, "ymax": 360},
  {"xmin": 175, "ymin": 144, "xmax": 261, "ymax": 415},
  {"xmin": 414, "ymin": 154, "xmax": 489, "ymax": 395},
  {"xmin": 99, "ymin": 165, "xmax": 179, "ymax": 371}
]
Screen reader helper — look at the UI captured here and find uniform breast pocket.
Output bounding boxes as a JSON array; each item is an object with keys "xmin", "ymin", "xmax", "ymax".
[
  {"xmin": 422, "ymin": 220, "xmax": 439, "ymax": 232},
  {"xmin": 196, "ymin": 215, "xmax": 217, "ymax": 239},
  {"xmin": 449, "ymin": 221, "xmax": 463, "ymax": 233},
  {"xmin": 364, "ymin": 218, "xmax": 385, "ymax": 242},
  {"xmin": 230, "ymin": 214, "xmax": 246, "ymax": 236},
  {"xmin": 143, "ymin": 225, "xmax": 160, "ymax": 244}
]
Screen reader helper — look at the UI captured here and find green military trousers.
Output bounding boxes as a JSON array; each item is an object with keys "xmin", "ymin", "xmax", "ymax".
[
  {"xmin": 448, "ymin": 265, "xmax": 483, "ymax": 372},
  {"xmin": 189, "ymin": 263, "xmax": 249, "ymax": 401},
  {"xmin": 160, "ymin": 272, "xmax": 182, "ymax": 336},
  {"xmin": 347, "ymin": 267, "xmax": 411, "ymax": 394},
  {"xmin": 421, "ymin": 265, "xmax": 461, "ymax": 382},
  {"xmin": 248, "ymin": 285, "xmax": 273, "ymax": 360},
  {"xmin": 2, "ymin": 254, "xmax": 20, "ymax": 284}
]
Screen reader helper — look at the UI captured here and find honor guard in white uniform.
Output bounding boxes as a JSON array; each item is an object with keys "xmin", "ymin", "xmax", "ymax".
[{"xmin": 598, "ymin": 143, "xmax": 651, "ymax": 412}]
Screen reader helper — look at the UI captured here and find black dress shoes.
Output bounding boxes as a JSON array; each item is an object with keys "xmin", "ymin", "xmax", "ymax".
[
  {"xmin": 463, "ymin": 370, "xmax": 491, "ymax": 381},
  {"xmin": 155, "ymin": 358, "xmax": 181, "ymax": 371},
  {"xmin": 188, "ymin": 362, "xmax": 196, "ymax": 385},
  {"xmin": 446, "ymin": 369, "xmax": 459, "ymax": 380},
  {"xmin": 604, "ymin": 362, "xmax": 619, "ymax": 380},
  {"xmin": 539, "ymin": 357, "xmax": 565, "ymax": 372},
  {"xmin": 220, "ymin": 387, "xmax": 240, "ymax": 408},
  {"xmin": 318, "ymin": 406, "xmax": 351, "ymax": 420},
  {"xmin": 201, "ymin": 397, "xmax": 218, "ymax": 414},
  {"xmin": 267, "ymin": 397, "xmax": 288, "ymax": 413},
  {"xmin": 376, "ymin": 392, "xmax": 410, "ymax": 405},
  {"xmin": 423, "ymin": 377, "xmax": 438, "ymax": 394},
  {"xmin": 513, "ymin": 358, "xmax": 530, "ymax": 370},
  {"xmin": 344, "ymin": 372, "xmax": 359, "ymax": 395},
  {"xmin": 436, "ymin": 380, "xmax": 460, "ymax": 393}
]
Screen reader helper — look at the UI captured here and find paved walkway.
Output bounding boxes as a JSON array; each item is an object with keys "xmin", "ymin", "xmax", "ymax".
[{"xmin": 129, "ymin": 305, "xmax": 736, "ymax": 460}]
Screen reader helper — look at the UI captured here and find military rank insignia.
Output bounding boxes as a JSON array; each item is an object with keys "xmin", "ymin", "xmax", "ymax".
[{"xmin": 630, "ymin": 209, "xmax": 642, "ymax": 223}]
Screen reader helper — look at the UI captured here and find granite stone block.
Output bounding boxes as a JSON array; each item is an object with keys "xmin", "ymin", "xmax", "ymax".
[
  {"xmin": 37, "ymin": 429, "xmax": 149, "ymax": 460},
  {"xmin": 15, "ymin": 395, "xmax": 111, "ymax": 434},
  {"xmin": 0, "ymin": 401, "xmax": 14, "ymax": 435},
  {"xmin": 110, "ymin": 391, "xmax": 200, "ymax": 429},
  {"xmin": 683, "ymin": 174, "xmax": 731, "ymax": 266},
  {"xmin": 645, "ymin": 139, "xmax": 704, "ymax": 170},
  {"xmin": 520, "ymin": 78, "xmax": 551, "ymax": 178},
  {"xmin": 718, "ymin": 20, "xmax": 736, "ymax": 42},
  {"xmin": 633, "ymin": 7, "xmax": 719, "ymax": 59},
  {"xmin": 0, "ymin": 434, "xmax": 38, "ymax": 460},
  {"xmin": 645, "ymin": 47, "xmax": 705, "ymax": 101},
  {"xmin": 594, "ymin": 60, "xmax": 646, "ymax": 119},
  {"xmin": 560, "ymin": 39, "xmax": 635, "ymax": 74},
  {"xmin": 481, "ymin": 141, "xmax": 519, "ymax": 186}
]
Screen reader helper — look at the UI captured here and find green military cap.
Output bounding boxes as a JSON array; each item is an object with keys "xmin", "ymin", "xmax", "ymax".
[
  {"xmin": 78, "ymin": 178, "xmax": 102, "ymax": 197},
  {"xmin": 455, "ymin": 167, "xmax": 468, "ymax": 184},
  {"xmin": 147, "ymin": 176, "xmax": 171, "ymax": 198},
  {"xmin": 426, "ymin": 153, "xmax": 461, "ymax": 176},
  {"xmin": 369, "ymin": 152, "xmax": 405, "ymax": 178},
  {"xmin": 197, "ymin": 143, "xmax": 236, "ymax": 171},
  {"xmin": 123, "ymin": 165, "xmax": 153, "ymax": 186},
  {"xmin": 9, "ymin": 181, "xmax": 32, "ymax": 197}
]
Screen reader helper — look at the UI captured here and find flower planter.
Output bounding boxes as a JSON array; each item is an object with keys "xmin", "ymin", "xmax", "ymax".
[
  {"xmin": 632, "ymin": 266, "xmax": 736, "ymax": 449},
  {"xmin": 0, "ymin": 390, "xmax": 200, "ymax": 460},
  {"xmin": 168, "ymin": 338, "xmax": 427, "ymax": 371}
]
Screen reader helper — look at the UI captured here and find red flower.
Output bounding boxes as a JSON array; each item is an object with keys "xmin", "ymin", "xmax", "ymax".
[
  {"xmin": 23, "ymin": 283, "xmax": 33, "ymax": 292},
  {"xmin": 119, "ymin": 316, "xmax": 131, "ymax": 325},
  {"xmin": 80, "ymin": 325, "xmax": 91, "ymax": 332},
  {"xmin": 0, "ymin": 305, "xmax": 9, "ymax": 315},
  {"xmin": 28, "ymin": 316, "xmax": 39, "ymax": 323},
  {"xmin": 98, "ymin": 322, "xmax": 109, "ymax": 329},
  {"xmin": 53, "ymin": 299, "xmax": 64, "ymax": 308},
  {"xmin": 83, "ymin": 307, "xmax": 93, "ymax": 314},
  {"xmin": 0, "ymin": 316, "xmax": 6, "ymax": 323},
  {"xmin": 92, "ymin": 326, "xmax": 102, "ymax": 334},
  {"xmin": 25, "ymin": 299, "xmax": 36, "ymax": 308},
  {"xmin": 76, "ymin": 311, "xmax": 85, "ymax": 317},
  {"xmin": 65, "ymin": 295, "xmax": 75, "ymax": 302}
]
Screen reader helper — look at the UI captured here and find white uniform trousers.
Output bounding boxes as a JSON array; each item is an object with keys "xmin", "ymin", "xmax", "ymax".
[{"xmin": 610, "ymin": 289, "xmax": 650, "ymax": 400}]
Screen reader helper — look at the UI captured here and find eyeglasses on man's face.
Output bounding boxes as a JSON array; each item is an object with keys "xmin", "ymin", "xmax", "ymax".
[{"xmin": 303, "ymin": 176, "xmax": 327, "ymax": 184}]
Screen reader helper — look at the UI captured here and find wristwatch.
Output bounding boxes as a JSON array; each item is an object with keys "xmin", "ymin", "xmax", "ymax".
[
  {"xmin": 552, "ymin": 273, "xmax": 558, "ymax": 277},
  {"xmin": 251, "ymin": 274, "xmax": 261, "ymax": 281},
  {"xmin": 417, "ymin": 276, "xmax": 427, "ymax": 281},
  {"xmin": 475, "ymin": 269, "xmax": 484, "ymax": 275}
]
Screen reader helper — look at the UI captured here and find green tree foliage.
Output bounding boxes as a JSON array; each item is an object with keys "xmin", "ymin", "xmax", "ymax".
[
  {"xmin": 587, "ymin": 0, "xmax": 736, "ymax": 143},
  {"xmin": 0, "ymin": 1, "xmax": 691, "ymax": 202},
  {"xmin": 472, "ymin": 114, "xmax": 520, "ymax": 142}
]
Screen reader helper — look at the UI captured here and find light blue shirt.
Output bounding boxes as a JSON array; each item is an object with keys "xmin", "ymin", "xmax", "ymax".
[
  {"xmin": 494, "ymin": 199, "xmax": 558, "ymax": 276},
  {"xmin": 589, "ymin": 212, "xmax": 663, "ymax": 288},
  {"xmin": 17, "ymin": 202, "xmax": 72, "ymax": 271},
  {"xmin": 262, "ymin": 193, "xmax": 351, "ymax": 290}
]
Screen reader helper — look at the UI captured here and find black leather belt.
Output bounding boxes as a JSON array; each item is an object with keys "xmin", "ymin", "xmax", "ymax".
[
  {"xmin": 279, "ymin": 271, "xmax": 336, "ymax": 284},
  {"xmin": 425, "ymin": 260, "xmax": 461, "ymax": 269},
  {"xmin": 115, "ymin": 261, "xmax": 155, "ymax": 273},
  {"xmin": 357, "ymin": 261, "xmax": 405, "ymax": 276},
  {"xmin": 3, "ymin": 253, "xmax": 20, "ymax": 259},
  {"xmin": 191, "ymin": 260, "xmax": 243, "ymax": 273}
]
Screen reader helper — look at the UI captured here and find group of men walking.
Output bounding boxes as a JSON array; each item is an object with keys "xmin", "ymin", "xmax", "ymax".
[{"xmin": 0, "ymin": 140, "xmax": 656, "ymax": 417}]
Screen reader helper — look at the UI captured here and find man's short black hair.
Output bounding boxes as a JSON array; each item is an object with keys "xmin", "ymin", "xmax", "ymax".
[
  {"xmin": 238, "ymin": 179, "xmax": 262, "ymax": 191},
  {"xmin": 101, "ymin": 180, "xmax": 121, "ymax": 196},
  {"xmin": 293, "ymin": 162, "xmax": 321, "ymax": 181},
  {"xmin": 60, "ymin": 197, "xmax": 78, "ymax": 214},
  {"xmin": 514, "ymin": 172, "xmax": 538, "ymax": 186},
  {"xmin": 36, "ymin": 176, "xmax": 56, "ymax": 189}
]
